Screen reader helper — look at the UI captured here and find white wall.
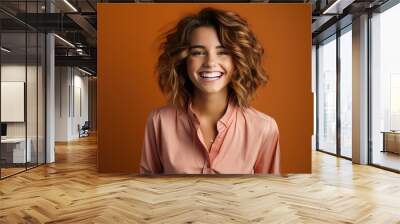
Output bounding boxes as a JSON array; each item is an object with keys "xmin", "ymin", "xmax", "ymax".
[
  {"xmin": 55, "ymin": 66, "xmax": 70, "ymax": 141},
  {"xmin": 55, "ymin": 66, "xmax": 89, "ymax": 141},
  {"xmin": 1, "ymin": 63, "xmax": 46, "ymax": 164},
  {"xmin": 72, "ymin": 73, "xmax": 89, "ymax": 138},
  {"xmin": 1, "ymin": 64, "xmax": 38, "ymax": 137},
  {"xmin": 1, "ymin": 65, "xmax": 26, "ymax": 133}
]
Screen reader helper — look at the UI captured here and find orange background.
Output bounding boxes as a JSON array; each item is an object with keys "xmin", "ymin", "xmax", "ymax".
[{"xmin": 97, "ymin": 3, "xmax": 312, "ymax": 173}]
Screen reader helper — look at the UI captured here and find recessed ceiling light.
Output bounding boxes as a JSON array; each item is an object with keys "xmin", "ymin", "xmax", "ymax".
[
  {"xmin": 77, "ymin": 67, "xmax": 93, "ymax": 76},
  {"xmin": 54, "ymin": 34, "xmax": 75, "ymax": 48},
  {"xmin": 323, "ymin": 0, "xmax": 355, "ymax": 15},
  {"xmin": 63, "ymin": 0, "xmax": 78, "ymax": 12},
  {"xmin": 1, "ymin": 47, "xmax": 11, "ymax": 53}
]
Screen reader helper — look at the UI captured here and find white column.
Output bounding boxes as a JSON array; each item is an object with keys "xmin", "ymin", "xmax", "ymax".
[
  {"xmin": 46, "ymin": 32, "xmax": 55, "ymax": 163},
  {"xmin": 352, "ymin": 14, "xmax": 369, "ymax": 164}
]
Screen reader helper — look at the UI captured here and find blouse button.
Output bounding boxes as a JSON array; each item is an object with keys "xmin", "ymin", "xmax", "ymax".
[{"xmin": 203, "ymin": 167, "xmax": 212, "ymax": 174}]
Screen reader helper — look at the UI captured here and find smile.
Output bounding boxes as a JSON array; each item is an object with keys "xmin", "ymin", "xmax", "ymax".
[{"xmin": 199, "ymin": 71, "xmax": 224, "ymax": 81}]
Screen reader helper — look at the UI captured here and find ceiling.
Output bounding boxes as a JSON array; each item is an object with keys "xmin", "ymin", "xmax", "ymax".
[
  {"xmin": 0, "ymin": 0, "xmax": 393, "ymax": 75},
  {"xmin": 1, "ymin": 0, "xmax": 97, "ymax": 74}
]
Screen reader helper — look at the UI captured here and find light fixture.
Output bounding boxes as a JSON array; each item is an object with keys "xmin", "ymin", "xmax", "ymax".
[
  {"xmin": 1, "ymin": 47, "xmax": 11, "ymax": 53},
  {"xmin": 54, "ymin": 34, "xmax": 75, "ymax": 48},
  {"xmin": 322, "ymin": 0, "xmax": 355, "ymax": 15},
  {"xmin": 76, "ymin": 48, "xmax": 85, "ymax": 55},
  {"xmin": 77, "ymin": 67, "xmax": 93, "ymax": 76},
  {"xmin": 63, "ymin": 0, "xmax": 78, "ymax": 12}
]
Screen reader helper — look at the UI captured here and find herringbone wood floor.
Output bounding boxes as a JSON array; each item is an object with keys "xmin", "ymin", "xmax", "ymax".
[{"xmin": 1, "ymin": 135, "xmax": 400, "ymax": 224}]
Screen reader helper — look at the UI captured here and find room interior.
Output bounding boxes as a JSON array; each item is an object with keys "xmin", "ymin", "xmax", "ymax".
[{"xmin": 0, "ymin": 0, "xmax": 399, "ymax": 222}]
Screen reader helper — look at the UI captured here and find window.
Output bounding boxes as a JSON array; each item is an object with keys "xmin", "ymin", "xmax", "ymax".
[
  {"xmin": 339, "ymin": 27, "xmax": 352, "ymax": 158},
  {"xmin": 370, "ymin": 2, "xmax": 400, "ymax": 171},
  {"xmin": 317, "ymin": 35, "xmax": 337, "ymax": 154}
]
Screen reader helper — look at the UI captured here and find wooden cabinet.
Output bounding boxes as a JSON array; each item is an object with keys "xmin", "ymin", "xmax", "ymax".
[{"xmin": 382, "ymin": 131, "xmax": 400, "ymax": 154}]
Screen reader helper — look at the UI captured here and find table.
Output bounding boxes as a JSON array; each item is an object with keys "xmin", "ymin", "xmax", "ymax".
[{"xmin": 1, "ymin": 138, "xmax": 32, "ymax": 164}]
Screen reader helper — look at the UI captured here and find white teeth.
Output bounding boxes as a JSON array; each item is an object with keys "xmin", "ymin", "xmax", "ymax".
[
  {"xmin": 202, "ymin": 76, "xmax": 220, "ymax": 81},
  {"xmin": 199, "ymin": 71, "xmax": 223, "ymax": 79}
]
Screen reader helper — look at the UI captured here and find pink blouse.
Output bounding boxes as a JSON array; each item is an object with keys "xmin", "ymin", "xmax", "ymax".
[{"xmin": 139, "ymin": 102, "xmax": 280, "ymax": 174}]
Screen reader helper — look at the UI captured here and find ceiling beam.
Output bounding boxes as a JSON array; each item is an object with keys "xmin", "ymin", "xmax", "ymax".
[{"xmin": 67, "ymin": 13, "xmax": 97, "ymax": 39}]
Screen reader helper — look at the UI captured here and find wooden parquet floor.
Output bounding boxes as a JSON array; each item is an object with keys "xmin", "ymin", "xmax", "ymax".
[{"xmin": 1, "ymin": 135, "xmax": 400, "ymax": 224}]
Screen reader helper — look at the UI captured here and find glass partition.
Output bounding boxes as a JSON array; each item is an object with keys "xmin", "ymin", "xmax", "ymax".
[
  {"xmin": 1, "ymin": 30, "xmax": 28, "ymax": 177},
  {"xmin": 371, "ymin": 3, "xmax": 400, "ymax": 171},
  {"xmin": 317, "ymin": 35, "xmax": 337, "ymax": 154},
  {"xmin": 0, "ymin": 1, "xmax": 46, "ymax": 179},
  {"xmin": 38, "ymin": 32, "xmax": 45, "ymax": 165},
  {"xmin": 339, "ymin": 27, "xmax": 352, "ymax": 158},
  {"xmin": 27, "ymin": 30, "xmax": 38, "ymax": 169}
]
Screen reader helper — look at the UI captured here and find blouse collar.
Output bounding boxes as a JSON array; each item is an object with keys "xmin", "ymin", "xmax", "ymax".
[{"xmin": 187, "ymin": 98, "xmax": 236, "ymax": 129}]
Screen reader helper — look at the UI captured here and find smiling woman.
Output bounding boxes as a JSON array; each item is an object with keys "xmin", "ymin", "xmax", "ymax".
[
  {"xmin": 139, "ymin": 7, "xmax": 280, "ymax": 175},
  {"xmin": 186, "ymin": 26, "xmax": 234, "ymax": 98}
]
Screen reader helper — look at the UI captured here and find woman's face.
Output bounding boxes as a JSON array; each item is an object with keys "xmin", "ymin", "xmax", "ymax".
[{"xmin": 186, "ymin": 26, "xmax": 234, "ymax": 96}]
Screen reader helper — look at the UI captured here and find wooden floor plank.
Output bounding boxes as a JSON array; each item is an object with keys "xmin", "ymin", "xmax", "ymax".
[{"xmin": 0, "ymin": 135, "xmax": 400, "ymax": 223}]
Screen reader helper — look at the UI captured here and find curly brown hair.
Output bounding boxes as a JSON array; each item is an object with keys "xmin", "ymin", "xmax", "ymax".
[{"xmin": 157, "ymin": 7, "xmax": 268, "ymax": 109}]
